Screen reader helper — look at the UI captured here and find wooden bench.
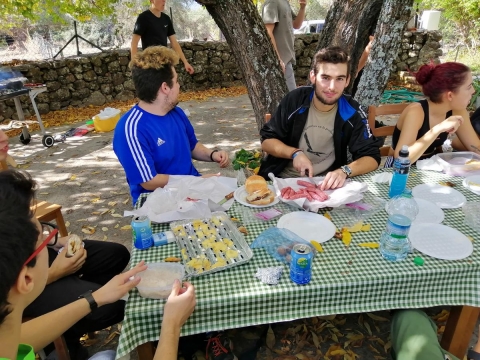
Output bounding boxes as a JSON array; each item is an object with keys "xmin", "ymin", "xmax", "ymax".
[{"xmin": 32, "ymin": 201, "xmax": 68, "ymax": 237}]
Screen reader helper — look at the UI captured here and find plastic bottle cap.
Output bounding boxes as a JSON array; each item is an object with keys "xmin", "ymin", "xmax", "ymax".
[
  {"xmin": 413, "ymin": 256, "xmax": 424, "ymax": 266},
  {"xmin": 399, "ymin": 145, "xmax": 409, "ymax": 157}
]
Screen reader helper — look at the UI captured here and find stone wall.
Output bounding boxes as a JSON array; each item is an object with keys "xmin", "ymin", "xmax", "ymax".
[{"xmin": 0, "ymin": 30, "xmax": 442, "ymax": 121}]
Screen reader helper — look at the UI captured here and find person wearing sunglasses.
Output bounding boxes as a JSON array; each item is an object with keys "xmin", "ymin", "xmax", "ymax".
[{"xmin": 0, "ymin": 169, "xmax": 196, "ymax": 360}]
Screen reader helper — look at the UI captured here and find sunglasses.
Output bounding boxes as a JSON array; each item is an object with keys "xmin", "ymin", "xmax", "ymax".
[{"xmin": 23, "ymin": 228, "xmax": 58, "ymax": 267}]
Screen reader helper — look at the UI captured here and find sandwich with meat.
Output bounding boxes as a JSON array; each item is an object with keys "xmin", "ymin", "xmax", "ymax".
[{"xmin": 244, "ymin": 175, "xmax": 275, "ymax": 205}]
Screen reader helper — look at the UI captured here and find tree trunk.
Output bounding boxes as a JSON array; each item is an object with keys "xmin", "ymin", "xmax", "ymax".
[
  {"xmin": 355, "ymin": 0, "xmax": 414, "ymax": 107},
  {"xmin": 316, "ymin": 0, "xmax": 383, "ymax": 92},
  {"xmin": 195, "ymin": 0, "xmax": 287, "ymax": 133}
]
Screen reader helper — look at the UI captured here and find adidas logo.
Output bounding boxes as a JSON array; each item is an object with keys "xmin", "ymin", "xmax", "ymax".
[{"xmin": 157, "ymin": 138, "xmax": 165, "ymax": 146}]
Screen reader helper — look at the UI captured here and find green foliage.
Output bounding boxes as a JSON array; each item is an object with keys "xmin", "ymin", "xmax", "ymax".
[
  {"xmin": 419, "ymin": 0, "xmax": 480, "ymax": 46},
  {"xmin": 0, "ymin": 0, "xmax": 121, "ymax": 29},
  {"xmin": 232, "ymin": 149, "xmax": 261, "ymax": 171}
]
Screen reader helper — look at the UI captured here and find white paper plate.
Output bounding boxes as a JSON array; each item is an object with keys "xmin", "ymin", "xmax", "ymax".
[
  {"xmin": 409, "ymin": 223, "xmax": 473, "ymax": 260},
  {"xmin": 276, "ymin": 211, "xmax": 336, "ymax": 243},
  {"xmin": 412, "ymin": 184, "xmax": 466, "ymax": 209},
  {"xmin": 463, "ymin": 175, "xmax": 480, "ymax": 196},
  {"xmin": 234, "ymin": 185, "xmax": 279, "ymax": 208}
]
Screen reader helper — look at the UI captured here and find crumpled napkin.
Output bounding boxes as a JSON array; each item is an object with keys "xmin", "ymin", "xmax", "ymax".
[
  {"xmin": 371, "ymin": 172, "xmax": 393, "ymax": 184},
  {"xmin": 255, "ymin": 266, "xmax": 284, "ymax": 285},
  {"xmin": 416, "ymin": 155, "xmax": 443, "ymax": 172}
]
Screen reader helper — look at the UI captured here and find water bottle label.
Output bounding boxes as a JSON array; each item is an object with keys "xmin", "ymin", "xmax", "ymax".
[{"xmin": 393, "ymin": 160, "xmax": 410, "ymax": 175}]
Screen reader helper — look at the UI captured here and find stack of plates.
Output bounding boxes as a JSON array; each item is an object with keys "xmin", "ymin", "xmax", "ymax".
[{"xmin": 462, "ymin": 175, "xmax": 480, "ymax": 196}]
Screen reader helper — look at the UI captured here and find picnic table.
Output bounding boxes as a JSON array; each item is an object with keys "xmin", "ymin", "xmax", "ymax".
[{"xmin": 116, "ymin": 168, "xmax": 480, "ymax": 359}]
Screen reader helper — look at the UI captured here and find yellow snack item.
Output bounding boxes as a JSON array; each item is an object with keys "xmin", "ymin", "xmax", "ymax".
[
  {"xmin": 192, "ymin": 220, "xmax": 203, "ymax": 230},
  {"xmin": 324, "ymin": 212, "xmax": 332, "ymax": 221},
  {"xmin": 361, "ymin": 224, "xmax": 371, "ymax": 232},
  {"xmin": 212, "ymin": 242, "xmax": 228, "ymax": 252},
  {"xmin": 226, "ymin": 249, "xmax": 238, "ymax": 259},
  {"xmin": 212, "ymin": 217, "xmax": 221, "ymax": 226},
  {"xmin": 310, "ymin": 240, "xmax": 324, "ymax": 252},
  {"xmin": 202, "ymin": 239, "xmax": 215, "ymax": 248},
  {"xmin": 358, "ymin": 242, "xmax": 379, "ymax": 248},
  {"xmin": 223, "ymin": 238, "xmax": 234, "ymax": 247},
  {"xmin": 196, "ymin": 230, "xmax": 205, "ymax": 238},
  {"xmin": 211, "ymin": 258, "xmax": 227, "ymax": 269},
  {"xmin": 342, "ymin": 230, "xmax": 352, "ymax": 247},
  {"xmin": 181, "ymin": 248, "xmax": 188, "ymax": 260},
  {"xmin": 345, "ymin": 221, "xmax": 363, "ymax": 233},
  {"xmin": 164, "ymin": 257, "xmax": 181, "ymax": 262}
]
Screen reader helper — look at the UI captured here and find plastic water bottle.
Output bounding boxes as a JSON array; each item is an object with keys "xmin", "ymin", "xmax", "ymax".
[
  {"xmin": 379, "ymin": 191, "xmax": 419, "ymax": 262},
  {"xmin": 389, "ymin": 145, "xmax": 411, "ymax": 198}
]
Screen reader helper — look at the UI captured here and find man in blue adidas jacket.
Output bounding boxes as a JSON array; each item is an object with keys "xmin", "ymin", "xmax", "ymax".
[
  {"xmin": 113, "ymin": 46, "xmax": 229, "ymax": 204},
  {"xmin": 259, "ymin": 46, "xmax": 381, "ymax": 190}
]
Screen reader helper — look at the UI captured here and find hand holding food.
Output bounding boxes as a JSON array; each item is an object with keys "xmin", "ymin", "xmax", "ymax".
[
  {"xmin": 66, "ymin": 234, "xmax": 82, "ymax": 257},
  {"xmin": 245, "ymin": 175, "xmax": 275, "ymax": 205}
]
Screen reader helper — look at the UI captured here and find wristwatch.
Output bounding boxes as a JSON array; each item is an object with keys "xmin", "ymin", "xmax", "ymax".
[
  {"xmin": 340, "ymin": 165, "xmax": 352, "ymax": 178},
  {"xmin": 79, "ymin": 290, "xmax": 98, "ymax": 312}
]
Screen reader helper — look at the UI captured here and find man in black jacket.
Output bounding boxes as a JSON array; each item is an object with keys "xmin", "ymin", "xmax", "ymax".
[{"xmin": 259, "ymin": 46, "xmax": 381, "ymax": 190}]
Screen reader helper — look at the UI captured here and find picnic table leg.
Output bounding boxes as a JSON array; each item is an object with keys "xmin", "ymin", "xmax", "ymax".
[
  {"xmin": 440, "ymin": 305, "xmax": 480, "ymax": 358},
  {"xmin": 136, "ymin": 342, "xmax": 155, "ymax": 360}
]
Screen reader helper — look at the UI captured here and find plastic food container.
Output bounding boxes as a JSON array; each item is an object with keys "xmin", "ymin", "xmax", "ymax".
[
  {"xmin": 170, "ymin": 212, "xmax": 253, "ymax": 277},
  {"xmin": 93, "ymin": 107, "xmax": 121, "ymax": 132},
  {"xmin": 136, "ymin": 262, "xmax": 185, "ymax": 299},
  {"xmin": 436, "ymin": 152, "xmax": 480, "ymax": 177}
]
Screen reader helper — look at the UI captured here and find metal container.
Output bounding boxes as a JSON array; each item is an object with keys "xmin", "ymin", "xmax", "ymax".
[
  {"xmin": 290, "ymin": 244, "xmax": 313, "ymax": 285},
  {"xmin": 132, "ymin": 215, "xmax": 153, "ymax": 250},
  {"xmin": 170, "ymin": 212, "xmax": 253, "ymax": 277}
]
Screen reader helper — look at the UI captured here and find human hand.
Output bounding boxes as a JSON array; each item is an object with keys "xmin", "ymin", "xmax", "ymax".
[
  {"xmin": 279, "ymin": 60, "xmax": 286, "ymax": 73},
  {"xmin": 436, "ymin": 115, "xmax": 464, "ymax": 134},
  {"xmin": 293, "ymin": 152, "xmax": 313, "ymax": 177},
  {"xmin": 320, "ymin": 169, "xmax": 347, "ymax": 191},
  {"xmin": 162, "ymin": 280, "xmax": 196, "ymax": 330},
  {"xmin": 184, "ymin": 62, "xmax": 194, "ymax": 75},
  {"xmin": 49, "ymin": 246, "xmax": 87, "ymax": 280},
  {"xmin": 474, "ymin": 325, "xmax": 480, "ymax": 353},
  {"xmin": 366, "ymin": 35, "xmax": 374, "ymax": 52},
  {"xmin": 92, "ymin": 261, "xmax": 147, "ymax": 307},
  {"xmin": 212, "ymin": 150, "xmax": 230, "ymax": 168},
  {"xmin": 299, "ymin": 0, "xmax": 307, "ymax": 9}
]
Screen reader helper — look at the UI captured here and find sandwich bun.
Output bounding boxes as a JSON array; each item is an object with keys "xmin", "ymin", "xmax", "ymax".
[
  {"xmin": 244, "ymin": 175, "xmax": 275, "ymax": 205},
  {"xmin": 66, "ymin": 234, "xmax": 82, "ymax": 257}
]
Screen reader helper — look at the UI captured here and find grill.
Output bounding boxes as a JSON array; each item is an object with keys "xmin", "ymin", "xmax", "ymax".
[{"xmin": 0, "ymin": 68, "xmax": 54, "ymax": 147}]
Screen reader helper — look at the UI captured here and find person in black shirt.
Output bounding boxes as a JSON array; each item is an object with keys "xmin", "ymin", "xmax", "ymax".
[{"xmin": 131, "ymin": 0, "xmax": 194, "ymax": 74}]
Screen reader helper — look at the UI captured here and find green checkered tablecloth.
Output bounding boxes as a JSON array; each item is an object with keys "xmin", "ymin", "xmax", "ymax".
[{"xmin": 116, "ymin": 168, "xmax": 480, "ymax": 358}]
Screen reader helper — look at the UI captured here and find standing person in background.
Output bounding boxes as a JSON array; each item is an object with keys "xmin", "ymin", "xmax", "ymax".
[
  {"xmin": 131, "ymin": 0, "xmax": 194, "ymax": 75},
  {"xmin": 262, "ymin": 0, "xmax": 307, "ymax": 91}
]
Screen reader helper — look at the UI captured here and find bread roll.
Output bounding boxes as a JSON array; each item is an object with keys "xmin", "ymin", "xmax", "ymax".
[
  {"xmin": 244, "ymin": 175, "xmax": 275, "ymax": 205},
  {"xmin": 66, "ymin": 234, "xmax": 82, "ymax": 257}
]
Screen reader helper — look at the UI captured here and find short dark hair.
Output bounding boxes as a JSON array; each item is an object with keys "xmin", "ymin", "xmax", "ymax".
[
  {"xmin": 0, "ymin": 170, "xmax": 39, "ymax": 325},
  {"xmin": 130, "ymin": 46, "xmax": 180, "ymax": 103},
  {"xmin": 312, "ymin": 46, "xmax": 351, "ymax": 76}
]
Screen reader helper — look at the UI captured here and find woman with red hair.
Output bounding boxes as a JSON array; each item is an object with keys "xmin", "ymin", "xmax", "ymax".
[{"xmin": 385, "ymin": 62, "xmax": 479, "ymax": 166}]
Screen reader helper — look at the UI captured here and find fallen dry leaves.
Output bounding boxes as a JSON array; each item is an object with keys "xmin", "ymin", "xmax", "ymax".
[{"xmin": 4, "ymin": 86, "xmax": 249, "ymax": 138}]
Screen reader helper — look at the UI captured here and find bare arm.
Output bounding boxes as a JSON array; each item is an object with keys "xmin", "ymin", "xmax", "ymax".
[
  {"xmin": 292, "ymin": 0, "xmax": 307, "ymax": 29},
  {"xmin": 191, "ymin": 143, "xmax": 229, "ymax": 167},
  {"xmin": 357, "ymin": 35, "xmax": 374, "ymax": 75},
  {"xmin": 154, "ymin": 281, "xmax": 196, "ymax": 360},
  {"xmin": 264, "ymin": 23, "xmax": 285, "ymax": 73},
  {"xmin": 169, "ymin": 35, "xmax": 194, "ymax": 74},
  {"xmin": 394, "ymin": 104, "xmax": 463, "ymax": 163},
  {"xmin": 452, "ymin": 108, "xmax": 480, "ymax": 154},
  {"xmin": 21, "ymin": 263, "xmax": 146, "ymax": 352},
  {"xmin": 131, "ymin": 34, "xmax": 141, "ymax": 60},
  {"xmin": 141, "ymin": 174, "xmax": 170, "ymax": 191},
  {"xmin": 261, "ymin": 138, "xmax": 297, "ymax": 159}
]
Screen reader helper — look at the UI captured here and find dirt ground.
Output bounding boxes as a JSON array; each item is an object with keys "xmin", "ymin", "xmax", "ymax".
[{"xmin": 5, "ymin": 93, "xmax": 477, "ymax": 359}]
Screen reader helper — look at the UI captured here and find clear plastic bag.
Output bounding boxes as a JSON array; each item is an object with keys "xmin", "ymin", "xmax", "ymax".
[
  {"xmin": 330, "ymin": 194, "xmax": 386, "ymax": 228},
  {"xmin": 250, "ymin": 227, "xmax": 316, "ymax": 264},
  {"xmin": 463, "ymin": 202, "xmax": 480, "ymax": 233}
]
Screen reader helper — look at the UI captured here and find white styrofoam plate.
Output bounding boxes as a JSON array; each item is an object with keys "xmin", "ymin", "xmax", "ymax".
[
  {"xmin": 234, "ymin": 185, "xmax": 279, "ymax": 208},
  {"xmin": 276, "ymin": 211, "xmax": 336, "ymax": 243},
  {"xmin": 412, "ymin": 184, "xmax": 466, "ymax": 209},
  {"xmin": 463, "ymin": 175, "xmax": 480, "ymax": 196},
  {"xmin": 409, "ymin": 223, "xmax": 473, "ymax": 260}
]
